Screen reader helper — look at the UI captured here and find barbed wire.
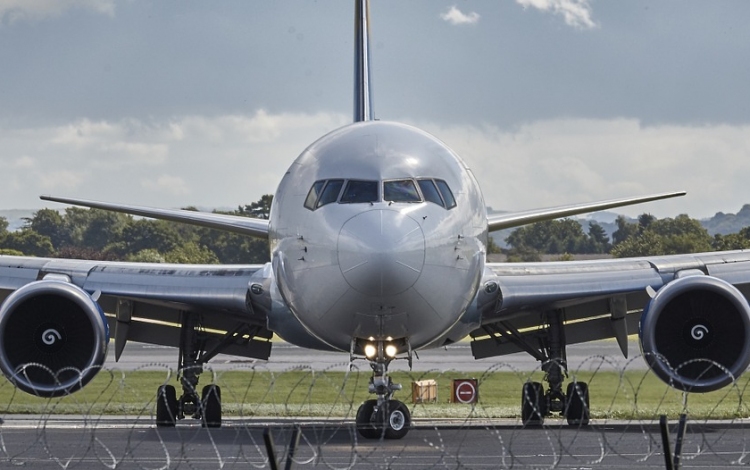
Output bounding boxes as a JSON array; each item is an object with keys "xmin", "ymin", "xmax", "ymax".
[{"xmin": 0, "ymin": 353, "xmax": 748, "ymax": 469}]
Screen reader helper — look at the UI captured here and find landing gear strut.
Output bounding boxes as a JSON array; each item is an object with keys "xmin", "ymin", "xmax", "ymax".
[
  {"xmin": 155, "ymin": 312, "xmax": 222, "ymax": 428},
  {"xmin": 520, "ymin": 309, "xmax": 590, "ymax": 426},
  {"xmin": 355, "ymin": 341, "xmax": 411, "ymax": 439}
]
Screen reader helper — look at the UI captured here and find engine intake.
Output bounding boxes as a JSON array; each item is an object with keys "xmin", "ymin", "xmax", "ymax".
[
  {"xmin": 640, "ymin": 275, "xmax": 750, "ymax": 393},
  {"xmin": 0, "ymin": 280, "xmax": 109, "ymax": 397}
]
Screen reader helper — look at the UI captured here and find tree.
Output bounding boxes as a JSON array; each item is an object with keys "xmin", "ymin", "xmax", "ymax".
[
  {"xmin": 81, "ymin": 210, "xmax": 130, "ymax": 251},
  {"xmin": 612, "ymin": 215, "xmax": 637, "ymax": 246},
  {"xmin": 647, "ymin": 214, "xmax": 711, "ymax": 254},
  {"xmin": 0, "ymin": 217, "xmax": 8, "ymax": 246},
  {"xmin": 612, "ymin": 214, "xmax": 712, "ymax": 257},
  {"xmin": 26, "ymin": 209, "xmax": 66, "ymax": 249},
  {"xmin": 587, "ymin": 221, "xmax": 611, "ymax": 254},
  {"xmin": 611, "ymin": 230, "xmax": 664, "ymax": 257},
  {"xmin": 506, "ymin": 219, "xmax": 592, "ymax": 255},
  {"xmin": 0, "ymin": 230, "xmax": 54, "ymax": 257},
  {"xmin": 114, "ymin": 219, "xmax": 181, "ymax": 256},
  {"xmin": 240, "ymin": 194, "xmax": 273, "ymax": 219},
  {"xmin": 165, "ymin": 242, "xmax": 220, "ymax": 264},
  {"xmin": 487, "ymin": 236, "xmax": 501, "ymax": 254},
  {"xmin": 126, "ymin": 249, "xmax": 166, "ymax": 263}
]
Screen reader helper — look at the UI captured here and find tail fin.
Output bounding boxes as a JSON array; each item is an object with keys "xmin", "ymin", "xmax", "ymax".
[{"xmin": 353, "ymin": 0, "xmax": 373, "ymax": 122}]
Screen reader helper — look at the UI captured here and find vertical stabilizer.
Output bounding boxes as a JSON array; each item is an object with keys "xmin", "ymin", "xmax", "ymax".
[{"xmin": 354, "ymin": 0, "xmax": 373, "ymax": 122}]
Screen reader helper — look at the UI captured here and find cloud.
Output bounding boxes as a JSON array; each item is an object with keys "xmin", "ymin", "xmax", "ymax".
[
  {"xmin": 1, "ymin": 112, "xmax": 748, "ymax": 221},
  {"xmin": 516, "ymin": 0, "xmax": 597, "ymax": 29},
  {"xmin": 440, "ymin": 6, "xmax": 480, "ymax": 26},
  {"xmin": 141, "ymin": 175, "xmax": 190, "ymax": 197},
  {"xmin": 0, "ymin": 0, "xmax": 115, "ymax": 23},
  {"xmin": 0, "ymin": 111, "xmax": 348, "ymax": 210},
  {"xmin": 416, "ymin": 118, "xmax": 750, "ymax": 219}
]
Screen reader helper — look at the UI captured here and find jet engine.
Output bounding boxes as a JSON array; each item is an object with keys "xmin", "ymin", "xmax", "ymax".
[
  {"xmin": 0, "ymin": 280, "xmax": 109, "ymax": 397},
  {"xmin": 640, "ymin": 275, "xmax": 750, "ymax": 393}
]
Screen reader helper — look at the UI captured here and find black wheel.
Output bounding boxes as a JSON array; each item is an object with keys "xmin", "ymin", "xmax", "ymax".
[
  {"xmin": 356, "ymin": 399, "xmax": 379, "ymax": 439},
  {"xmin": 521, "ymin": 381, "xmax": 545, "ymax": 425},
  {"xmin": 156, "ymin": 385, "xmax": 178, "ymax": 427},
  {"xmin": 565, "ymin": 381, "xmax": 590, "ymax": 426},
  {"xmin": 383, "ymin": 400, "xmax": 410, "ymax": 440},
  {"xmin": 201, "ymin": 384, "xmax": 222, "ymax": 428}
]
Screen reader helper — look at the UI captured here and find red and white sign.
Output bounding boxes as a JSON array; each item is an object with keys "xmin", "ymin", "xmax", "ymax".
[{"xmin": 452, "ymin": 379, "xmax": 478, "ymax": 404}]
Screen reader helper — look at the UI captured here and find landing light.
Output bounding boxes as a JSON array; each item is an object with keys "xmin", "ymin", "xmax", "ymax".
[
  {"xmin": 364, "ymin": 344, "xmax": 377, "ymax": 358},
  {"xmin": 385, "ymin": 344, "xmax": 398, "ymax": 358}
]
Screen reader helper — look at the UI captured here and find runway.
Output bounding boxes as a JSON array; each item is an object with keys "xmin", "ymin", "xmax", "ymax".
[{"xmin": 1, "ymin": 415, "xmax": 747, "ymax": 469}]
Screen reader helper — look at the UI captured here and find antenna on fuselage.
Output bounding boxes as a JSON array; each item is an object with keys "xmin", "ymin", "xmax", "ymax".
[{"xmin": 354, "ymin": 0, "xmax": 373, "ymax": 122}]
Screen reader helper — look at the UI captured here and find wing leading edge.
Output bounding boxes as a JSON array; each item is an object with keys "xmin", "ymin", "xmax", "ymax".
[
  {"xmin": 40, "ymin": 195, "xmax": 270, "ymax": 239},
  {"xmin": 487, "ymin": 191, "xmax": 686, "ymax": 232}
]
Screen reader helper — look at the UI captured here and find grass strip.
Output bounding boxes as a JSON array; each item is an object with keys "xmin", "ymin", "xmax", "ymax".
[{"xmin": 1, "ymin": 368, "xmax": 748, "ymax": 420}]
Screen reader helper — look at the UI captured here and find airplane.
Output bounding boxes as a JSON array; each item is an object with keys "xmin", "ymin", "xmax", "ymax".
[{"xmin": 1, "ymin": 0, "xmax": 750, "ymax": 440}]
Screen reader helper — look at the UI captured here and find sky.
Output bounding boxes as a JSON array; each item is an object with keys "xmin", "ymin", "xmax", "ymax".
[{"xmin": 0, "ymin": 0, "xmax": 749, "ymax": 219}]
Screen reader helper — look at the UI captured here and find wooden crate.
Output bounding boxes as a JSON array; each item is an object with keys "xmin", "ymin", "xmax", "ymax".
[{"xmin": 411, "ymin": 379, "xmax": 437, "ymax": 404}]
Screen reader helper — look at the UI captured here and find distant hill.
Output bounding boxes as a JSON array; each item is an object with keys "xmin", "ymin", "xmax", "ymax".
[{"xmin": 700, "ymin": 204, "xmax": 750, "ymax": 235}]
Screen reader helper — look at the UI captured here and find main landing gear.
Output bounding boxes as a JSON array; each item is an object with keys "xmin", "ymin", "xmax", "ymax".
[
  {"xmin": 520, "ymin": 310, "xmax": 590, "ymax": 426},
  {"xmin": 354, "ymin": 340, "xmax": 412, "ymax": 439},
  {"xmin": 155, "ymin": 312, "xmax": 222, "ymax": 428}
]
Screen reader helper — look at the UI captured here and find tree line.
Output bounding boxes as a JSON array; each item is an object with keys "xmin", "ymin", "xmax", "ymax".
[
  {"xmin": 0, "ymin": 196, "xmax": 273, "ymax": 264},
  {"xmin": 501, "ymin": 213, "xmax": 750, "ymax": 261}
]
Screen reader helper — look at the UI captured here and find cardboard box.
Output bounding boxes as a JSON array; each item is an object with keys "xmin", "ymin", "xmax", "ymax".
[{"xmin": 411, "ymin": 379, "xmax": 437, "ymax": 404}]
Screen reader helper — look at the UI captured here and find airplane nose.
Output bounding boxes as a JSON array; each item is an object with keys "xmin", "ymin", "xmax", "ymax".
[{"xmin": 338, "ymin": 210, "xmax": 425, "ymax": 297}]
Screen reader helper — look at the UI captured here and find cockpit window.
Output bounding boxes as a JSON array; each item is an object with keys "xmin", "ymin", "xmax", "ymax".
[
  {"xmin": 384, "ymin": 179, "xmax": 421, "ymax": 203},
  {"xmin": 304, "ymin": 177, "xmax": 455, "ymax": 210},
  {"xmin": 417, "ymin": 179, "xmax": 444, "ymax": 207},
  {"xmin": 435, "ymin": 179, "xmax": 456, "ymax": 209},
  {"xmin": 341, "ymin": 180, "xmax": 379, "ymax": 203},
  {"xmin": 316, "ymin": 179, "xmax": 344, "ymax": 208},
  {"xmin": 304, "ymin": 180, "xmax": 326, "ymax": 210}
]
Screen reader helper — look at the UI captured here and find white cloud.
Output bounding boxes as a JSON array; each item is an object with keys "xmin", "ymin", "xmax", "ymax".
[
  {"xmin": 0, "ymin": 111, "xmax": 348, "ymax": 210},
  {"xmin": 417, "ymin": 118, "xmax": 750, "ymax": 219},
  {"xmin": 0, "ymin": 0, "xmax": 114, "ymax": 23},
  {"xmin": 141, "ymin": 175, "xmax": 190, "ymax": 197},
  {"xmin": 1, "ymin": 112, "xmax": 748, "ymax": 220},
  {"xmin": 516, "ymin": 0, "xmax": 597, "ymax": 30},
  {"xmin": 440, "ymin": 6, "xmax": 480, "ymax": 26},
  {"xmin": 38, "ymin": 169, "xmax": 85, "ymax": 192}
]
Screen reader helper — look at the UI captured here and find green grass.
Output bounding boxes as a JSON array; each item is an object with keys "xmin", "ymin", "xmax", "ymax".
[{"xmin": 2, "ymin": 368, "xmax": 749, "ymax": 420}]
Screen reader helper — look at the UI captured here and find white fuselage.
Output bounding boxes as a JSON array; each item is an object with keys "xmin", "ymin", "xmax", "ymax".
[{"xmin": 269, "ymin": 121, "xmax": 488, "ymax": 352}]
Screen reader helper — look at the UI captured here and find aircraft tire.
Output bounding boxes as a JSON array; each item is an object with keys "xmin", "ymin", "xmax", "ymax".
[
  {"xmin": 356, "ymin": 399, "xmax": 379, "ymax": 439},
  {"xmin": 521, "ymin": 382, "xmax": 545, "ymax": 426},
  {"xmin": 565, "ymin": 381, "xmax": 590, "ymax": 426},
  {"xmin": 201, "ymin": 384, "xmax": 222, "ymax": 428},
  {"xmin": 383, "ymin": 400, "xmax": 410, "ymax": 440},
  {"xmin": 156, "ymin": 385, "xmax": 178, "ymax": 427}
]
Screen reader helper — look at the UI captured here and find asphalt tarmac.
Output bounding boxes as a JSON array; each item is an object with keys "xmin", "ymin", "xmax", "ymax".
[{"xmin": 1, "ymin": 415, "xmax": 747, "ymax": 469}]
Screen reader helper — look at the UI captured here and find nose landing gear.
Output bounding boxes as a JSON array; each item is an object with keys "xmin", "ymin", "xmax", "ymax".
[{"xmin": 354, "ymin": 340, "xmax": 412, "ymax": 439}]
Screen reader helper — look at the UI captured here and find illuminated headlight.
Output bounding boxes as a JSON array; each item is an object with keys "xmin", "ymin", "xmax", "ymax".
[
  {"xmin": 364, "ymin": 344, "xmax": 377, "ymax": 358},
  {"xmin": 385, "ymin": 344, "xmax": 398, "ymax": 358}
]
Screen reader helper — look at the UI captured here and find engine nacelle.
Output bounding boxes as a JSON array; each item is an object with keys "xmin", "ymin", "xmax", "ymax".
[
  {"xmin": 0, "ymin": 280, "xmax": 109, "ymax": 397},
  {"xmin": 640, "ymin": 275, "xmax": 750, "ymax": 393}
]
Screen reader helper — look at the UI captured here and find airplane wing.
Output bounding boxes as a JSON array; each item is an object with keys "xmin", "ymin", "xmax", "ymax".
[
  {"xmin": 487, "ymin": 191, "xmax": 686, "ymax": 232},
  {"xmin": 0, "ymin": 255, "xmax": 273, "ymax": 367},
  {"xmin": 40, "ymin": 195, "xmax": 270, "ymax": 239},
  {"xmin": 471, "ymin": 250, "xmax": 750, "ymax": 367}
]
